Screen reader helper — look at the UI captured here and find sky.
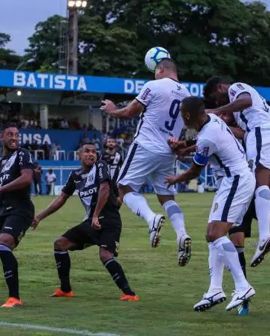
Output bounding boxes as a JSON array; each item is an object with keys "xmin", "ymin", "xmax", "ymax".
[
  {"xmin": 0, "ymin": 0, "xmax": 270, "ymax": 55},
  {"xmin": 1, "ymin": 0, "xmax": 66, "ymax": 55}
]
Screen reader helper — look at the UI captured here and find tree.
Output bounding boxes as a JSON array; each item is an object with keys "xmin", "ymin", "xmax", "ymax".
[
  {"xmin": 24, "ymin": 15, "xmax": 66, "ymax": 72},
  {"xmin": 0, "ymin": 32, "xmax": 21, "ymax": 69},
  {"xmin": 23, "ymin": 0, "xmax": 270, "ymax": 85},
  {"xmin": 79, "ymin": 1, "xmax": 139, "ymax": 76}
]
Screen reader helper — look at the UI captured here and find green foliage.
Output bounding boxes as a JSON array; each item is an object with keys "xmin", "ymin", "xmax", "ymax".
[
  {"xmin": 0, "ymin": 32, "xmax": 21, "ymax": 69},
  {"xmin": 24, "ymin": 15, "xmax": 65, "ymax": 72},
  {"xmin": 18, "ymin": 1, "xmax": 270, "ymax": 84}
]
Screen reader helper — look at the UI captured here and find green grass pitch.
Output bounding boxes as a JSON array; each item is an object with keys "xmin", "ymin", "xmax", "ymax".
[{"xmin": 0, "ymin": 193, "xmax": 269, "ymax": 336}]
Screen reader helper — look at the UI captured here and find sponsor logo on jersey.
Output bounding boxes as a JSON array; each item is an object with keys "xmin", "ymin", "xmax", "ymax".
[
  {"xmin": 248, "ymin": 159, "xmax": 254, "ymax": 171},
  {"xmin": 229, "ymin": 89, "xmax": 236, "ymax": 97},
  {"xmin": 141, "ymin": 88, "xmax": 151, "ymax": 100},
  {"xmin": 213, "ymin": 202, "xmax": 219, "ymax": 212},
  {"xmin": 197, "ymin": 146, "xmax": 209, "ymax": 157},
  {"xmin": 236, "ymin": 83, "xmax": 245, "ymax": 90},
  {"xmin": 79, "ymin": 187, "xmax": 98, "ymax": 197}
]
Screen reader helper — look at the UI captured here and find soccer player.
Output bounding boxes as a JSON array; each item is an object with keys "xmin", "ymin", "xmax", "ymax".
[
  {"xmin": 0, "ymin": 123, "xmax": 34, "ymax": 308},
  {"xmin": 101, "ymin": 58, "xmax": 192, "ymax": 266},
  {"xmin": 32, "ymin": 143, "xmax": 138, "ymax": 301},
  {"xmin": 204, "ymin": 76, "xmax": 270, "ymax": 267},
  {"xmin": 101, "ymin": 137, "xmax": 123, "ymax": 183},
  {"xmin": 166, "ymin": 97, "xmax": 256, "ymax": 312},
  {"xmin": 101, "ymin": 137, "xmax": 123, "ymax": 203}
]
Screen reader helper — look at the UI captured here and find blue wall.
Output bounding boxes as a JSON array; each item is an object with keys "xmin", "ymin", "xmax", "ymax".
[{"xmin": 21, "ymin": 129, "xmax": 101, "ymax": 151}]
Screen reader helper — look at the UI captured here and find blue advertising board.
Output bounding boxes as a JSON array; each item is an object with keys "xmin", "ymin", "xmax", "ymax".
[
  {"xmin": 20, "ymin": 129, "xmax": 101, "ymax": 151},
  {"xmin": 0, "ymin": 69, "xmax": 270, "ymax": 100}
]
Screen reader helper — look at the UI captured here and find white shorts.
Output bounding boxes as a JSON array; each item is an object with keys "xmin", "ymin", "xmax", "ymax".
[
  {"xmin": 117, "ymin": 143, "xmax": 176, "ymax": 195},
  {"xmin": 208, "ymin": 171, "xmax": 255, "ymax": 224},
  {"xmin": 246, "ymin": 127, "xmax": 270, "ymax": 171}
]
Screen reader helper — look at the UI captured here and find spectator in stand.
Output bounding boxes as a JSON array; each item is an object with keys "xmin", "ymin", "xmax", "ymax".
[
  {"xmin": 60, "ymin": 119, "xmax": 69, "ymax": 129},
  {"xmin": 42, "ymin": 141, "xmax": 51, "ymax": 160},
  {"xmin": 31, "ymin": 140, "xmax": 38, "ymax": 151},
  {"xmin": 45, "ymin": 169, "xmax": 57, "ymax": 195},
  {"xmin": 93, "ymin": 136, "xmax": 101, "ymax": 154},
  {"xmin": 33, "ymin": 162, "xmax": 43, "ymax": 195}
]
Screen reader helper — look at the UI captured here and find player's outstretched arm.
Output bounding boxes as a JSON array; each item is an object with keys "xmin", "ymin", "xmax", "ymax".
[
  {"xmin": 165, "ymin": 163, "xmax": 202, "ymax": 187},
  {"xmin": 91, "ymin": 181, "xmax": 110, "ymax": 230},
  {"xmin": 168, "ymin": 138, "xmax": 196, "ymax": 156},
  {"xmin": 100, "ymin": 99, "xmax": 144, "ymax": 119},
  {"xmin": 208, "ymin": 93, "xmax": 252, "ymax": 116},
  {"xmin": 31, "ymin": 192, "xmax": 70, "ymax": 230}
]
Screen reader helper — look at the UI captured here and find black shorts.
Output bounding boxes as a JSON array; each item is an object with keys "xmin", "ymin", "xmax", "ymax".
[
  {"xmin": 62, "ymin": 216, "xmax": 121, "ymax": 256},
  {"xmin": 229, "ymin": 199, "xmax": 256, "ymax": 238},
  {"xmin": 0, "ymin": 210, "xmax": 34, "ymax": 246}
]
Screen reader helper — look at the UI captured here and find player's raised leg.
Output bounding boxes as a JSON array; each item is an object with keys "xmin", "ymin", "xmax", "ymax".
[
  {"xmin": 251, "ymin": 163, "xmax": 270, "ymax": 267},
  {"xmin": 118, "ymin": 144, "xmax": 166, "ymax": 247},
  {"xmin": 121, "ymin": 186, "xmax": 165, "ymax": 247},
  {"xmin": 158, "ymin": 194, "xmax": 191, "ymax": 266}
]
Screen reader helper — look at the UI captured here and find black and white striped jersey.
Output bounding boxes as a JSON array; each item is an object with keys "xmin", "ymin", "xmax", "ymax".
[
  {"xmin": 62, "ymin": 160, "xmax": 119, "ymax": 220},
  {"xmin": 0, "ymin": 148, "xmax": 33, "ymax": 208},
  {"xmin": 101, "ymin": 151, "xmax": 123, "ymax": 183}
]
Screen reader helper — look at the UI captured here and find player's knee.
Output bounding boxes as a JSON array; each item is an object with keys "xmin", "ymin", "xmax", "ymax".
[
  {"xmin": 0, "ymin": 234, "xmax": 15, "ymax": 250},
  {"xmin": 99, "ymin": 248, "xmax": 113, "ymax": 263},
  {"xmin": 255, "ymin": 185, "xmax": 270, "ymax": 200},
  {"xmin": 206, "ymin": 228, "xmax": 218, "ymax": 242},
  {"xmin": 54, "ymin": 237, "xmax": 68, "ymax": 251}
]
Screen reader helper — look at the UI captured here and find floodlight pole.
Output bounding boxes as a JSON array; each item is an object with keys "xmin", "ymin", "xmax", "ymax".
[{"xmin": 67, "ymin": 6, "xmax": 78, "ymax": 75}]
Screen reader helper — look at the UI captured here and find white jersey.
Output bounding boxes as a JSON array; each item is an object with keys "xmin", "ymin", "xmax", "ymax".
[
  {"xmin": 194, "ymin": 114, "xmax": 249, "ymax": 177},
  {"xmin": 135, "ymin": 78, "xmax": 190, "ymax": 154},
  {"xmin": 228, "ymin": 82, "xmax": 270, "ymax": 131}
]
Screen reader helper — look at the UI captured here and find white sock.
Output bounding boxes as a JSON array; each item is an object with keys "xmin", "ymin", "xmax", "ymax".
[
  {"xmin": 208, "ymin": 242, "xmax": 224, "ymax": 292},
  {"xmin": 212, "ymin": 236, "xmax": 249, "ymax": 291},
  {"xmin": 255, "ymin": 185, "xmax": 270, "ymax": 241},
  {"xmin": 163, "ymin": 200, "xmax": 186, "ymax": 241},
  {"xmin": 123, "ymin": 192, "xmax": 156, "ymax": 229}
]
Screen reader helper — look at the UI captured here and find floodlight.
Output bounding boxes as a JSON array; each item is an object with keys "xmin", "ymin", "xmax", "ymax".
[
  {"xmin": 68, "ymin": 1, "xmax": 75, "ymax": 8},
  {"xmin": 68, "ymin": 0, "xmax": 88, "ymax": 9}
]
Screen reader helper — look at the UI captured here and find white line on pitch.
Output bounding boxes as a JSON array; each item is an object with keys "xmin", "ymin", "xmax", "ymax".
[{"xmin": 0, "ymin": 321, "xmax": 120, "ymax": 336}]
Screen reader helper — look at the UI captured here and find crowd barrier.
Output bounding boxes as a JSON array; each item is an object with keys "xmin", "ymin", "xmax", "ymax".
[{"xmin": 33, "ymin": 160, "xmax": 217, "ymax": 196}]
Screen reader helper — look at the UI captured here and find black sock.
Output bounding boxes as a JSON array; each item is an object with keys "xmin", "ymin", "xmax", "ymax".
[
  {"xmin": 236, "ymin": 246, "xmax": 247, "ymax": 278},
  {"xmin": 103, "ymin": 258, "xmax": 135, "ymax": 295},
  {"xmin": 54, "ymin": 250, "xmax": 71, "ymax": 292},
  {"xmin": 0, "ymin": 244, "xmax": 19, "ymax": 299}
]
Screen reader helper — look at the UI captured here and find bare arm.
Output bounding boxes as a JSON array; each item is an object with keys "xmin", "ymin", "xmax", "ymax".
[
  {"xmin": 91, "ymin": 181, "xmax": 110, "ymax": 230},
  {"xmin": 210, "ymin": 93, "xmax": 252, "ymax": 116},
  {"xmin": 0, "ymin": 168, "xmax": 33, "ymax": 193},
  {"xmin": 100, "ymin": 99, "xmax": 144, "ymax": 118},
  {"xmin": 168, "ymin": 138, "xmax": 196, "ymax": 159},
  {"xmin": 165, "ymin": 163, "xmax": 202, "ymax": 186},
  {"xmin": 176, "ymin": 145, "xmax": 196, "ymax": 158},
  {"xmin": 32, "ymin": 192, "xmax": 70, "ymax": 229}
]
